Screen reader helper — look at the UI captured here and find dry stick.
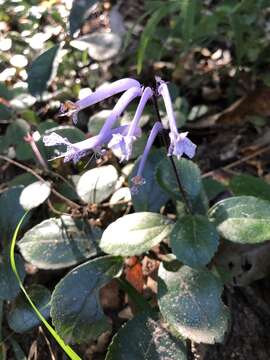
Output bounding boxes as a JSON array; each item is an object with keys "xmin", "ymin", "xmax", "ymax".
[
  {"xmin": 202, "ymin": 144, "xmax": 270, "ymax": 178},
  {"xmin": 152, "ymin": 95, "xmax": 193, "ymax": 214},
  {"xmin": 0, "ymin": 155, "xmax": 81, "ymax": 209}
]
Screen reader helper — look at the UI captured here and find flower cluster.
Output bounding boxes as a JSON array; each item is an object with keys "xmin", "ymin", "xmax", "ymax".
[{"xmin": 43, "ymin": 77, "xmax": 196, "ymax": 192}]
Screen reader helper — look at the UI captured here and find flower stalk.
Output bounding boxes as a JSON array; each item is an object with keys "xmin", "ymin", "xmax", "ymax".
[{"xmin": 152, "ymin": 94, "xmax": 193, "ymax": 214}]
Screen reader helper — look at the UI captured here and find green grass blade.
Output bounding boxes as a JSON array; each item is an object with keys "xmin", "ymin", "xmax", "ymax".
[{"xmin": 10, "ymin": 212, "xmax": 81, "ymax": 360}]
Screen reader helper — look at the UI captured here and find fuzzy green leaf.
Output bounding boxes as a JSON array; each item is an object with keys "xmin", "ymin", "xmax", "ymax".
[
  {"xmin": 170, "ymin": 215, "xmax": 219, "ymax": 267},
  {"xmin": 158, "ymin": 265, "xmax": 229, "ymax": 344},
  {"xmin": 100, "ymin": 212, "xmax": 173, "ymax": 256},
  {"xmin": 51, "ymin": 256, "xmax": 122, "ymax": 343},
  {"xmin": 209, "ymin": 196, "xmax": 270, "ymax": 243}
]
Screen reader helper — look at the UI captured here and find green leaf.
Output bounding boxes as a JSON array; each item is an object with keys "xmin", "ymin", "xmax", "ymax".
[
  {"xmin": 0, "ymin": 104, "xmax": 12, "ymax": 120},
  {"xmin": 209, "ymin": 196, "xmax": 270, "ymax": 243},
  {"xmin": 106, "ymin": 313, "xmax": 187, "ymax": 360},
  {"xmin": 129, "ymin": 149, "xmax": 169, "ymax": 212},
  {"xmin": 69, "ymin": 0, "xmax": 98, "ymax": 36},
  {"xmin": 51, "ymin": 256, "xmax": 123, "ymax": 343},
  {"xmin": 19, "ymin": 181, "xmax": 51, "ymax": 210},
  {"xmin": 100, "ymin": 212, "xmax": 173, "ymax": 256},
  {"xmin": 0, "ymin": 83, "xmax": 13, "ymax": 101},
  {"xmin": 229, "ymin": 174, "xmax": 270, "ymax": 202},
  {"xmin": 0, "ymin": 187, "xmax": 28, "ymax": 241},
  {"xmin": 156, "ymin": 158, "xmax": 202, "ymax": 201},
  {"xmin": 0, "ymin": 255, "xmax": 25, "ymax": 301},
  {"xmin": 7, "ymin": 285, "xmax": 51, "ymax": 333},
  {"xmin": 10, "ymin": 213, "xmax": 81, "ymax": 360},
  {"xmin": 76, "ymin": 165, "xmax": 118, "ymax": 204},
  {"xmin": 137, "ymin": 6, "xmax": 167, "ymax": 74},
  {"xmin": 18, "ymin": 216, "xmax": 101, "ymax": 270},
  {"xmin": 8, "ymin": 173, "xmax": 36, "ymax": 187},
  {"xmin": 202, "ymin": 178, "xmax": 227, "ymax": 201},
  {"xmin": 27, "ymin": 45, "xmax": 62, "ymax": 97},
  {"xmin": 5, "ymin": 119, "xmax": 30, "ymax": 145},
  {"xmin": 9, "ymin": 338, "xmax": 26, "ymax": 360},
  {"xmin": 170, "ymin": 215, "xmax": 219, "ymax": 267},
  {"xmin": 158, "ymin": 265, "xmax": 229, "ymax": 344},
  {"xmin": 180, "ymin": 0, "xmax": 201, "ymax": 46}
]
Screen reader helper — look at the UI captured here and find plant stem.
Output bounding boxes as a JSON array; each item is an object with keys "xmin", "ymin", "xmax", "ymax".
[{"xmin": 152, "ymin": 94, "xmax": 193, "ymax": 214}]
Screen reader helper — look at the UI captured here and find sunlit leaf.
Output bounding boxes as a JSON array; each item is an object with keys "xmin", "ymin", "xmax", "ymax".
[
  {"xmin": 18, "ymin": 216, "xmax": 101, "ymax": 269},
  {"xmin": 106, "ymin": 313, "xmax": 187, "ymax": 360},
  {"xmin": 76, "ymin": 165, "xmax": 118, "ymax": 204},
  {"xmin": 158, "ymin": 264, "xmax": 229, "ymax": 344},
  {"xmin": 209, "ymin": 196, "xmax": 270, "ymax": 243},
  {"xmin": 100, "ymin": 212, "xmax": 173, "ymax": 256},
  {"xmin": 19, "ymin": 181, "xmax": 51, "ymax": 210}
]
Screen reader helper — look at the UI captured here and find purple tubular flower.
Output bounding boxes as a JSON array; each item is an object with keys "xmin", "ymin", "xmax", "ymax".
[
  {"xmin": 168, "ymin": 131, "xmax": 196, "ymax": 159},
  {"xmin": 158, "ymin": 80, "xmax": 196, "ymax": 159},
  {"xmin": 99, "ymin": 86, "xmax": 143, "ymax": 136},
  {"xmin": 43, "ymin": 125, "xmax": 141, "ymax": 164},
  {"xmin": 61, "ymin": 78, "xmax": 141, "ymax": 123},
  {"xmin": 131, "ymin": 121, "xmax": 163, "ymax": 194},
  {"xmin": 108, "ymin": 87, "xmax": 153, "ymax": 162}
]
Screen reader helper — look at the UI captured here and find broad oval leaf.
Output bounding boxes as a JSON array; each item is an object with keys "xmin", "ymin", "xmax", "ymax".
[
  {"xmin": 229, "ymin": 174, "xmax": 270, "ymax": 202},
  {"xmin": 100, "ymin": 212, "xmax": 173, "ymax": 256},
  {"xmin": 69, "ymin": 0, "xmax": 98, "ymax": 36},
  {"xmin": 129, "ymin": 149, "xmax": 169, "ymax": 212},
  {"xmin": 7, "ymin": 285, "xmax": 51, "ymax": 333},
  {"xmin": 18, "ymin": 216, "xmax": 101, "ymax": 269},
  {"xmin": 51, "ymin": 256, "xmax": 123, "ymax": 343},
  {"xmin": 209, "ymin": 196, "xmax": 270, "ymax": 243},
  {"xmin": 0, "ymin": 186, "xmax": 28, "ymax": 241},
  {"xmin": 170, "ymin": 215, "xmax": 219, "ymax": 267},
  {"xmin": 76, "ymin": 165, "xmax": 118, "ymax": 204},
  {"xmin": 106, "ymin": 313, "xmax": 187, "ymax": 360},
  {"xmin": 27, "ymin": 45, "xmax": 62, "ymax": 97},
  {"xmin": 19, "ymin": 181, "xmax": 51, "ymax": 210},
  {"xmin": 0, "ymin": 255, "xmax": 25, "ymax": 301},
  {"xmin": 158, "ymin": 265, "xmax": 229, "ymax": 344},
  {"xmin": 156, "ymin": 158, "xmax": 202, "ymax": 201}
]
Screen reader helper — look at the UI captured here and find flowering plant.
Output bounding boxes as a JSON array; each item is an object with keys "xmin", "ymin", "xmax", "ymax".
[{"xmin": 7, "ymin": 78, "xmax": 270, "ymax": 360}]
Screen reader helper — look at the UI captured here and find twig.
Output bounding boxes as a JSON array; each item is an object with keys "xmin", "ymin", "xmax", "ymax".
[
  {"xmin": 0, "ymin": 155, "xmax": 81, "ymax": 209},
  {"xmin": 202, "ymin": 144, "xmax": 270, "ymax": 178}
]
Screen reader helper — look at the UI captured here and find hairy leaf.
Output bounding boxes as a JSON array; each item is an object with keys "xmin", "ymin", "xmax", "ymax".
[
  {"xmin": 106, "ymin": 313, "xmax": 187, "ymax": 360},
  {"xmin": 158, "ymin": 265, "xmax": 229, "ymax": 344},
  {"xmin": 170, "ymin": 215, "xmax": 219, "ymax": 267},
  {"xmin": 18, "ymin": 216, "xmax": 101, "ymax": 269},
  {"xmin": 209, "ymin": 196, "xmax": 270, "ymax": 243},
  {"xmin": 51, "ymin": 256, "xmax": 122, "ymax": 343},
  {"xmin": 100, "ymin": 212, "xmax": 173, "ymax": 256}
]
